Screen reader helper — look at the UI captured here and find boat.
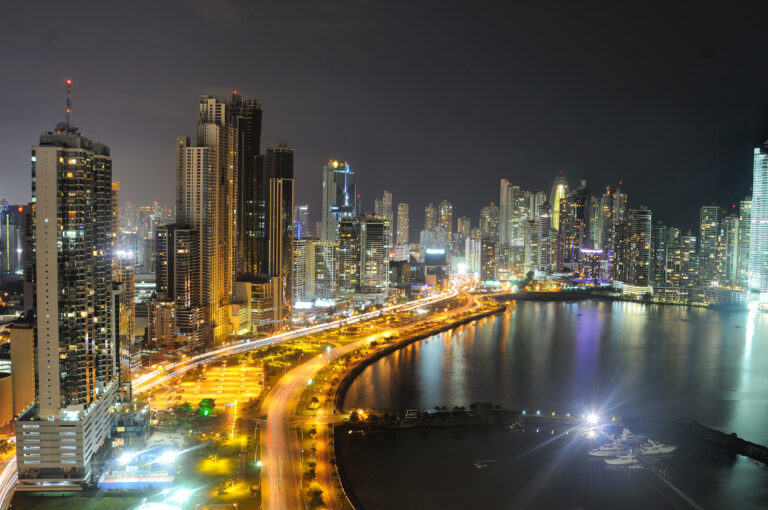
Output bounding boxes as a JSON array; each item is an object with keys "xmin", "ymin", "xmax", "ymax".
[
  {"xmin": 604, "ymin": 450, "xmax": 637, "ymax": 465},
  {"xmin": 618, "ymin": 428, "xmax": 645, "ymax": 444},
  {"xmin": 639, "ymin": 440, "xmax": 677, "ymax": 455},
  {"xmin": 474, "ymin": 459, "xmax": 497, "ymax": 469},
  {"xmin": 588, "ymin": 442, "xmax": 626, "ymax": 457}
]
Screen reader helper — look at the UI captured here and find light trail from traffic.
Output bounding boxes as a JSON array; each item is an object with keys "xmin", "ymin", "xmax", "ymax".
[
  {"xmin": 0, "ymin": 281, "xmax": 465, "ymax": 510},
  {"xmin": 132, "ymin": 285, "xmax": 460, "ymax": 395},
  {"xmin": 0, "ymin": 457, "xmax": 17, "ymax": 510}
]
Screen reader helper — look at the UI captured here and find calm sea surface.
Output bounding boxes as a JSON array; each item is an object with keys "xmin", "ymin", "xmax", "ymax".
[{"xmin": 338, "ymin": 300, "xmax": 768, "ymax": 509}]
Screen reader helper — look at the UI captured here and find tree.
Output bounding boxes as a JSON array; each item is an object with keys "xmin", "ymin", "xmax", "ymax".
[
  {"xmin": 178, "ymin": 402, "xmax": 193, "ymax": 415},
  {"xmin": 349, "ymin": 411, "xmax": 359, "ymax": 423},
  {"xmin": 199, "ymin": 398, "xmax": 216, "ymax": 416}
]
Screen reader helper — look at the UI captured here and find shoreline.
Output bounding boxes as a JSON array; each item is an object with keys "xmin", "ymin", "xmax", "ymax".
[
  {"xmin": 331, "ymin": 304, "xmax": 507, "ymax": 415},
  {"xmin": 327, "ymin": 303, "xmax": 506, "ymax": 510},
  {"xmin": 490, "ymin": 290, "xmax": 749, "ymax": 312}
]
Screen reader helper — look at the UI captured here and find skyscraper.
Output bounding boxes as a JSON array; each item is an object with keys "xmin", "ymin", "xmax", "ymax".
[
  {"xmin": 337, "ymin": 216, "xmax": 390, "ymax": 294},
  {"xmin": 556, "ymin": 181, "xmax": 591, "ymax": 271},
  {"xmin": 750, "ymin": 142, "xmax": 768, "ymax": 298},
  {"xmin": 321, "ymin": 160, "xmax": 356, "ymax": 242},
  {"xmin": 650, "ymin": 221, "xmax": 668, "ymax": 287},
  {"xmin": 536, "ymin": 203, "xmax": 552, "ymax": 273},
  {"xmin": 719, "ymin": 212, "xmax": 739, "ymax": 285},
  {"xmin": 17, "ymin": 91, "xmax": 118, "ymax": 487},
  {"xmin": 424, "ymin": 203, "xmax": 437, "ymax": 230},
  {"xmin": 738, "ymin": 197, "xmax": 752, "ymax": 288},
  {"xmin": 375, "ymin": 191, "xmax": 394, "ymax": 248},
  {"xmin": 396, "ymin": 202, "xmax": 409, "ymax": 245},
  {"xmin": 0, "ymin": 202, "xmax": 25, "ymax": 284},
  {"xmin": 228, "ymin": 92, "xmax": 264, "ymax": 278},
  {"xmin": 294, "ymin": 204, "xmax": 309, "ymax": 239},
  {"xmin": 265, "ymin": 144, "xmax": 295, "ymax": 330},
  {"xmin": 615, "ymin": 206, "xmax": 652, "ymax": 286},
  {"xmin": 549, "ymin": 172, "xmax": 569, "ymax": 231},
  {"xmin": 438, "ymin": 200, "xmax": 453, "ymax": 240},
  {"xmin": 155, "ymin": 224, "xmax": 201, "ymax": 346},
  {"xmin": 176, "ymin": 95, "xmax": 236, "ymax": 342},
  {"xmin": 499, "ymin": 179, "xmax": 515, "ymax": 247},
  {"xmin": 698, "ymin": 204, "xmax": 721, "ymax": 286},
  {"xmin": 480, "ymin": 202, "xmax": 499, "ymax": 241}
]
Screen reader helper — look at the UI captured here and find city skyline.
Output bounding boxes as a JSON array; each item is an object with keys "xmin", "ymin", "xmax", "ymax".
[{"xmin": 3, "ymin": 2, "xmax": 768, "ymax": 229}]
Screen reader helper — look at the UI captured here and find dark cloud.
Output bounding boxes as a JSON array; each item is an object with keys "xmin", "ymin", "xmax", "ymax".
[{"xmin": 1, "ymin": 1, "xmax": 767, "ymax": 231}]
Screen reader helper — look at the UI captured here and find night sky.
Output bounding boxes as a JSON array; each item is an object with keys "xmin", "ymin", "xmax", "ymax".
[{"xmin": 2, "ymin": 1, "xmax": 768, "ymax": 232}]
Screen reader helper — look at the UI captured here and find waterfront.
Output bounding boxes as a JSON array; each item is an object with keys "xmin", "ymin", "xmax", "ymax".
[{"xmin": 339, "ymin": 300, "xmax": 768, "ymax": 509}]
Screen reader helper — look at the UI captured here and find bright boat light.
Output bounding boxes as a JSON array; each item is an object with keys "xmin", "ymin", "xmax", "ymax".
[
  {"xmin": 158, "ymin": 450, "xmax": 179, "ymax": 465},
  {"xmin": 169, "ymin": 488, "xmax": 193, "ymax": 503},
  {"xmin": 587, "ymin": 413, "xmax": 599, "ymax": 425}
]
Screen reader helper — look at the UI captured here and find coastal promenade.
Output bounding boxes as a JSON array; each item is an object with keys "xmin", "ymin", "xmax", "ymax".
[{"xmin": 260, "ymin": 279, "xmax": 485, "ymax": 510}]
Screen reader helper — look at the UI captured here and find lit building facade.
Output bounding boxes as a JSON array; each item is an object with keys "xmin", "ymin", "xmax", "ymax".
[
  {"xmin": 396, "ymin": 202, "xmax": 409, "ymax": 245},
  {"xmin": 549, "ymin": 172, "xmax": 569, "ymax": 232},
  {"xmin": 17, "ymin": 121, "xmax": 118, "ymax": 487},
  {"xmin": 321, "ymin": 160, "xmax": 356, "ymax": 242},
  {"xmin": 737, "ymin": 197, "xmax": 751, "ymax": 288},
  {"xmin": 749, "ymin": 143, "xmax": 768, "ymax": 298},
  {"xmin": 698, "ymin": 205, "xmax": 721, "ymax": 286}
]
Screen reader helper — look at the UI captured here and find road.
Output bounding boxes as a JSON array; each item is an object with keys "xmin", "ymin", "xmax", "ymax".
[
  {"xmin": 261, "ymin": 279, "xmax": 478, "ymax": 510},
  {"xmin": 0, "ymin": 284, "xmax": 465, "ymax": 510},
  {"xmin": 132, "ymin": 287, "xmax": 459, "ymax": 396},
  {"xmin": 0, "ymin": 455, "xmax": 16, "ymax": 510}
]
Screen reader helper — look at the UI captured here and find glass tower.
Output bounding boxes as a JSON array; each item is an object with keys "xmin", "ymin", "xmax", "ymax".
[{"xmin": 749, "ymin": 143, "xmax": 768, "ymax": 298}]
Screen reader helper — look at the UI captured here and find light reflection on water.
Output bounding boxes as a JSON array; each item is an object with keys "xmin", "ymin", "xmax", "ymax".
[{"xmin": 343, "ymin": 300, "xmax": 768, "ymax": 444}]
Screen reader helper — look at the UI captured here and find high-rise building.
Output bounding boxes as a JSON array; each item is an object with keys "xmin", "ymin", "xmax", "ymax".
[
  {"xmin": 337, "ymin": 216, "xmax": 390, "ymax": 294},
  {"xmin": 375, "ymin": 191, "xmax": 394, "ymax": 248},
  {"xmin": 294, "ymin": 204, "xmax": 309, "ymax": 239},
  {"xmin": 292, "ymin": 237, "xmax": 338, "ymax": 304},
  {"xmin": 549, "ymin": 172, "xmax": 569, "ymax": 231},
  {"xmin": 749, "ymin": 142, "xmax": 768, "ymax": 298},
  {"xmin": 424, "ymin": 203, "xmax": 437, "ymax": 230},
  {"xmin": 480, "ymin": 203, "xmax": 499, "ymax": 241},
  {"xmin": 396, "ymin": 203, "xmax": 409, "ymax": 245},
  {"xmin": 650, "ymin": 221, "xmax": 668, "ymax": 287},
  {"xmin": 680, "ymin": 232, "xmax": 699, "ymax": 288},
  {"xmin": 698, "ymin": 205, "xmax": 721, "ymax": 286},
  {"xmin": 438, "ymin": 200, "xmax": 453, "ymax": 241},
  {"xmin": 265, "ymin": 144, "xmax": 295, "ymax": 330},
  {"xmin": 480, "ymin": 237, "xmax": 497, "ymax": 282},
  {"xmin": 321, "ymin": 160, "xmax": 356, "ymax": 242},
  {"xmin": 536, "ymin": 203, "xmax": 552, "ymax": 273},
  {"xmin": 719, "ymin": 213, "xmax": 740, "ymax": 285},
  {"xmin": 0, "ymin": 202, "xmax": 25, "ymax": 284},
  {"xmin": 738, "ymin": 197, "xmax": 752, "ymax": 288},
  {"xmin": 228, "ymin": 92, "xmax": 264, "ymax": 278},
  {"xmin": 556, "ymin": 181, "xmax": 591, "ymax": 271},
  {"xmin": 500, "ymin": 179, "xmax": 515, "ymax": 247},
  {"xmin": 522, "ymin": 220, "xmax": 538, "ymax": 275},
  {"xmin": 16, "ymin": 97, "xmax": 118, "ymax": 487},
  {"xmin": 155, "ymin": 224, "xmax": 201, "ymax": 346},
  {"xmin": 615, "ymin": 206, "xmax": 652, "ymax": 286},
  {"xmin": 465, "ymin": 237, "xmax": 481, "ymax": 274},
  {"xmin": 110, "ymin": 182, "xmax": 121, "ymax": 248},
  {"xmin": 176, "ymin": 95, "xmax": 237, "ymax": 342}
]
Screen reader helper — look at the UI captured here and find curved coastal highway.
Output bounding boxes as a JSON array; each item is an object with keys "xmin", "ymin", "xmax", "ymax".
[
  {"xmin": 261, "ymin": 279, "xmax": 477, "ymax": 510},
  {"xmin": 132, "ymin": 286, "xmax": 460, "ymax": 396},
  {"xmin": 0, "ymin": 285, "xmax": 462, "ymax": 510}
]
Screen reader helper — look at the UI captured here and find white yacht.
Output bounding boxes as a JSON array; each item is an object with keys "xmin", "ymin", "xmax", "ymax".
[
  {"xmin": 618, "ymin": 428, "xmax": 645, "ymax": 443},
  {"xmin": 604, "ymin": 450, "xmax": 637, "ymax": 465},
  {"xmin": 588, "ymin": 442, "xmax": 626, "ymax": 457},
  {"xmin": 639, "ymin": 440, "xmax": 677, "ymax": 455}
]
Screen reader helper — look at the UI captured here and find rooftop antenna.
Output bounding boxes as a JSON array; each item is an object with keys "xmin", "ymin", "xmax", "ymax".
[
  {"xmin": 55, "ymin": 79, "xmax": 79, "ymax": 134},
  {"xmin": 66, "ymin": 79, "xmax": 72, "ymax": 127}
]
